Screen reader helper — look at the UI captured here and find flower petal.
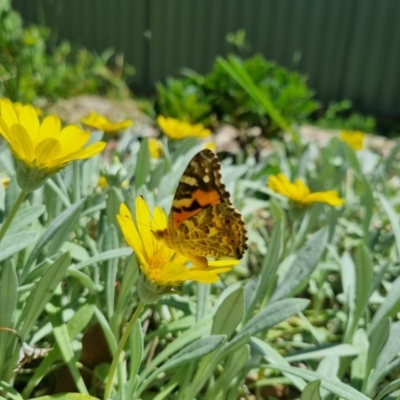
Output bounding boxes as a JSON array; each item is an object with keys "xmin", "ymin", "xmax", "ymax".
[
  {"xmin": 10, "ymin": 124, "xmax": 35, "ymax": 162},
  {"xmin": 19, "ymin": 105, "xmax": 40, "ymax": 145},
  {"xmin": 306, "ymin": 191, "xmax": 344, "ymax": 207},
  {"xmin": 1, "ymin": 99, "xmax": 18, "ymax": 127},
  {"xmin": 117, "ymin": 203, "xmax": 147, "ymax": 267},
  {"xmin": 135, "ymin": 196, "xmax": 155, "ymax": 259},
  {"xmin": 39, "ymin": 115, "xmax": 61, "ymax": 141},
  {"xmin": 35, "ymin": 138, "xmax": 61, "ymax": 167}
]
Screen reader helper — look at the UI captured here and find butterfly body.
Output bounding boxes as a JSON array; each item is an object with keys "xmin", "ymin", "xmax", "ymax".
[{"xmin": 153, "ymin": 149, "xmax": 247, "ymax": 268}]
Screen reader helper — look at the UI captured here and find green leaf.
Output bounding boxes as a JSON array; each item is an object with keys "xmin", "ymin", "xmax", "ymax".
[
  {"xmin": 217, "ymin": 56, "xmax": 298, "ymax": 144},
  {"xmin": 129, "ymin": 319, "xmax": 143, "ymax": 381},
  {"xmin": 62, "ymin": 242, "xmax": 90, "ymax": 262},
  {"xmin": 368, "ymin": 275, "xmax": 400, "ymax": 334},
  {"xmin": 8, "ymin": 204, "xmax": 45, "ymax": 234},
  {"xmin": 379, "ymin": 193, "xmax": 400, "ymax": 261},
  {"xmin": 106, "ymin": 187, "xmax": 123, "ymax": 236},
  {"xmin": 231, "ymin": 298, "xmax": 309, "ymax": 347},
  {"xmin": 267, "ymin": 364, "xmax": 370, "ymax": 400},
  {"xmin": 111, "ymin": 254, "xmax": 139, "ymax": 335},
  {"xmin": 0, "ymin": 381, "xmax": 23, "ymax": 400},
  {"xmin": 0, "ymin": 261, "xmax": 17, "ymax": 328},
  {"xmin": 248, "ymin": 222, "xmax": 282, "ymax": 315},
  {"xmin": 22, "ymin": 198, "xmax": 85, "ymax": 279},
  {"xmin": 18, "ymin": 252, "xmax": 71, "ymax": 339},
  {"xmin": 212, "ymin": 286, "xmax": 243, "ymax": 337},
  {"xmin": 196, "ymin": 283, "xmax": 210, "ymax": 322},
  {"xmin": 375, "ymin": 378, "xmax": 400, "ymax": 400},
  {"xmin": 367, "ymin": 321, "xmax": 400, "ymax": 394},
  {"xmin": 271, "ymin": 228, "xmax": 327, "ymax": 302},
  {"xmin": 47, "ymin": 304, "xmax": 88, "ymax": 395},
  {"xmin": 140, "ymin": 316, "xmax": 213, "ymax": 381},
  {"xmin": 250, "ymin": 337, "xmax": 306, "ymax": 390},
  {"xmin": 160, "ymin": 335, "xmax": 225, "ymax": 373},
  {"xmin": 0, "ymin": 261, "xmax": 18, "ymax": 377},
  {"xmin": 365, "ymin": 317, "xmax": 390, "ymax": 390},
  {"xmin": 300, "ymin": 380, "xmax": 323, "ymax": 400},
  {"xmin": 0, "ymin": 231, "xmax": 39, "ymax": 262},
  {"xmin": 103, "ymin": 225, "xmax": 119, "ymax": 320},
  {"xmin": 33, "ymin": 394, "xmax": 100, "ymax": 400},
  {"xmin": 21, "ymin": 304, "xmax": 95, "ymax": 399},
  {"xmin": 74, "ymin": 248, "xmax": 132, "ymax": 271},
  {"xmin": 135, "ymin": 137, "xmax": 151, "ymax": 190},
  {"xmin": 350, "ymin": 329, "xmax": 369, "ymax": 391},
  {"xmin": 285, "ymin": 344, "xmax": 357, "ymax": 362},
  {"xmin": 344, "ymin": 244, "xmax": 373, "ymax": 342}
]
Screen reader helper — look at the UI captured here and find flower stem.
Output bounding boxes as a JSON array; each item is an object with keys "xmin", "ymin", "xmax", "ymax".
[
  {"xmin": 104, "ymin": 301, "xmax": 145, "ymax": 400},
  {"xmin": 0, "ymin": 190, "xmax": 26, "ymax": 243}
]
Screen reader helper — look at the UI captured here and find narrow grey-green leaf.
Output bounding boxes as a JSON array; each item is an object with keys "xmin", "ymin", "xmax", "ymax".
[
  {"xmin": 0, "ymin": 231, "xmax": 39, "ymax": 262},
  {"xmin": 350, "ymin": 329, "xmax": 369, "ymax": 391},
  {"xmin": 0, "ymin": 261, "xmax": 17, "ymax": 327},
  {"xmin": 300, "ymin": 380, "xmax": 323, "ymax": 400},
  {"xmin": 375, "ymin": 378, "xmax": 400, "ymax": 400},
  {"xmin": 18, "ymin": 252, "xmax": 71, "ymax": 339},
  {"xmin": 251, "ymin": 222, "xmax": 281, "ymax": 311},
  {"xmin": 33, "ymin": 394, "xmax": 100, "ymax": 400},
  {"xmin": 196, "ymin": 283, "xmax": 210, "ymax": 322},
  {"xmin": 140, "ymin": 316, "xmax": 213, "ymax": 381},
  {"xmin": 368, "ymin": 275, "xmax": 400, "ymax": 334},
  {"xmin": 135, "ymin": 137, "xmax": 151, "ymax": 190},
  {"xmin": 267, "ymin": 364, "xmax": 370, "ymax": 400},
  {"xmin": 271, "ymin": 228, "xmax": 327, "ymax": 302},
  {"xmin": 232, "ymin": 298, "xmax": 309, "ymax": 347},
  {"xmin": 103, "ymin": 225, "xmax": 119, "ymax": 320},
  {"xmin": 129, "ymin": 319, "xmax": 143, "ymax": 381},
  {"xmin": 285, "ymin": 344, "xmax": 357, "ymax": 362},
  {"xmin": 21, "ymin": 304, "xmax": 95, "ymax": 399},
  {"xmin": 111, "ymin": 254, "xmax": 139, "ymax": 335},
  {"xmin": 365, "ymin": 317, "xmax": 390, "ymax": 387},
  {"xmin": 160, "ymin": 335, "xmax": 225, "ymax": 372},
  {"xmin": 367, "ymin": 321, "xmax": 400, "ymax": 394},
  {"xmin": 47, "ymin": 305, "xmax": 88, "ymax": 395},
  {"xmin": 74, "ymin": 248, "xmax": 132, "ymax": 270},
  {"xmin": 250, "ymin": 337, "xmax": 306, "ymax": 390},
  {"xmin": 8, "ymin": 205, "xmax": 45, "ymax": 234},
  {"xmin": 23, "ymin": 198, "xmax": 85, "ymax": 278},
  {"xmin": 212, "ymin": 287, "xmax": 243, "ymax": 337},
  {"xmin": 344, "ymin": 244, "xmax": 373, "ymax": 342},
  {"xmin": 106, "ymin": 187, "xmax": 123, "ymax": 235},
  {"xmin": 0, "ymin": 261, "xmax": 18, "ymax": 377},
  {"xmin": 379, "ymin": 193, "xmax": 400, "ymax": 261}
]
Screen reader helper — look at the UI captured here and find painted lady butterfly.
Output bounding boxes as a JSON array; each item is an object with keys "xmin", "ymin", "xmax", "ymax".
[{"xmin": 153, "ymin": 149, "xmax": 248, "ymax": 268}]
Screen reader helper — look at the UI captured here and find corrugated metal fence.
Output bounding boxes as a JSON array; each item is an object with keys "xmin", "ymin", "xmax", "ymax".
[{"xmin": 12, "ymin": 0, "xmax": 400, "ymax": 117}]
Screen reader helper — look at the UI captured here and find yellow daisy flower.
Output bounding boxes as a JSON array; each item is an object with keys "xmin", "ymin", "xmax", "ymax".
[
  {"xmin": 81, "ymin": 111, "xmax": 133, "ymax": 133},
  {"xmin": 339, "ymin": 130, "xmax": 365, "ymax": 151},
  {"xmin": 0, "ymin": 99, "xmax": 106, "ymax": 192},
  {"xmin": 157, "ymin": 115, "xmax": 211, "ymax": 139},
  {"xmin": 148, "ymin": 137, "xmax": 163, "ymax": 158},
  {"xmin": 117, "ymin": 196, "xmax": 236, "ymax": 303},
  {"xmin": 268, "ymin": 173, "xmax": 344, "ymax": 207},
  {"xmin": 0, "ymin": 99, "xmax": 42, "ymax": 116}
]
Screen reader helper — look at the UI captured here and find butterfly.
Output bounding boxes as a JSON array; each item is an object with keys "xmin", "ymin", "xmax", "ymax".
[{"xmin": 152, "ymin": 149, "xmax": 248, "ymax": 269}]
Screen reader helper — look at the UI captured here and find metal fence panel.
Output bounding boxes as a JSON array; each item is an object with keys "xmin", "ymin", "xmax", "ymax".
[{"xmin": 11, "ymin": 0, "xmax": 400, "ymax": 117}]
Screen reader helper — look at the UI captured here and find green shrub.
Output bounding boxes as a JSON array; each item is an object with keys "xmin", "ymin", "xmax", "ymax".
[
  {"xmin": 156, "ymin": 54, "xmax": 319, "ymax": 136},
  {"xmin": 315, "ymin": 99, "xmax": 376, "ymax": 132},
  {"xmin": 0, "ymin": 1, "xmax": 134, "ymax": 103}
]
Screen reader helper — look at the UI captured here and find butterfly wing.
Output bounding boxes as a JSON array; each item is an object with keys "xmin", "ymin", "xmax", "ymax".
[
  {"xmin": 168, "ymin": 149, "xmax": 248, "ymax": 262},
  {"xmin": 169, "ymin": 149, "xmax": 232, "ymax": 230}
]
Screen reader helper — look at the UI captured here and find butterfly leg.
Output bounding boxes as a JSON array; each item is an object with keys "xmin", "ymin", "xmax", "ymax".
[{"xmin": 188, "ymin": 255, "xmax": 208, "ymax": 269}]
